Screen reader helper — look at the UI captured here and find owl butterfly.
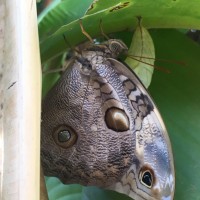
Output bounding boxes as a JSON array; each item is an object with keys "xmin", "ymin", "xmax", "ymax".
[{"xmin": 41, "ymin": 38, "xmax": 175, "ymax": 200}]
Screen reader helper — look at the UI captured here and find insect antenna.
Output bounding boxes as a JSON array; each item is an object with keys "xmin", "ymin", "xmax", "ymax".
[
  {"xmin": 99, "ymin": 19, "xmax": 110, "ymax": 40},
  {"xmin": 79, "ymin": 19, "xmax": 94, "ymax": 43}
]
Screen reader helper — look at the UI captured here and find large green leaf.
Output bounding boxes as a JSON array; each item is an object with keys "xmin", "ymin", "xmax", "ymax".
[
  {"xmin": 38, "ymin": 0, "xmax": 94, "ymax": 40},
  {"xmin": 40, "ymin": 0, "xmax": 200, "ymax": 64},
  {"xmin": 125, "ymin": 22, "xmax": 155, "ymax": 88},
  {"xmin": 38, "ymin": 0, "xmax": 94, "ymax": 64},
  {"xmin": 45, "ymin": 177, "xmax": 131, "ymax": 200},
  {"xmin": 44, "ymin": 29, "xmax": 200, "ymax": 200},
  {"xmin": 149, "ymin": 29, "xmax": 200, "ymax": 200}
]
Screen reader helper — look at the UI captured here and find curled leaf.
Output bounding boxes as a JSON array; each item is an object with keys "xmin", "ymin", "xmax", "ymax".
[{"xmin": 125, "ymin": 21, "xmax": 155, "ymax": 88}]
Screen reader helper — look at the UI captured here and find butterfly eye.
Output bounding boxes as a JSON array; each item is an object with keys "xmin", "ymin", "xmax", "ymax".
[
  {"xmin": 109, "ymin": 40, "xmax": 128, "ymax": 56},
  {"xmin": 110, "ymin": 41, "xmax": 120, "ymax": 53},
  {"xmin": 53, "ymin": 125, "xmax": 77, "ymax": 149},
  {"xmin": 139, "ymin": 167, "xmax": 154, "ymax": 188}
]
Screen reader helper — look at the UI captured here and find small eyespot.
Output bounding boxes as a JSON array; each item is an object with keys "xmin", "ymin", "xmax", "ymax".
[
  {"xmin": 53, "ymin": 125, "xmax": 77, "ymax": 149},
  {"xmin": 139, "ymin": 167, "xmax": 154, "ymax": 188}
]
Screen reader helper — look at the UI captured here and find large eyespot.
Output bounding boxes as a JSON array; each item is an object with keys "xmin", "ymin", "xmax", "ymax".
[
  {"xmin": 53, "ymin": 125, "xmax": 77, "ymax": 149},
  {"xmin": 139, "ymin": 167, "xmax": 155, "ymax": 188},
  {"xmin": 105, "ymin": 107, "xmax": 129, "ymax": 132}
]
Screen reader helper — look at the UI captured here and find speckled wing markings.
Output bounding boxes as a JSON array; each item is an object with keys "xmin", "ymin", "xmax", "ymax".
[
  {"xmin": 107, "ymin": 58, "xmax": 174, "ymax": 200},
  {"xmin": 79, "ymin": 61, "xmax": 137, "ymax": 187}
]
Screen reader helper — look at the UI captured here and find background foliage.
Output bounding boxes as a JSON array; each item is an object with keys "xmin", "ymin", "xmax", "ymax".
[{"xmin": 38, "ymin": 0, "xmax": 200, "ymax": 199}]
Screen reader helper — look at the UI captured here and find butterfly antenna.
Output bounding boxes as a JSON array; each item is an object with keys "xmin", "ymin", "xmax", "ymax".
[
  {"xmin": 99, "ymin": 19, "xmax": 110, "ymax": 40},
  {"xmin": 79, "ymin": 19, "xmax": 93, "ymax": 43}
]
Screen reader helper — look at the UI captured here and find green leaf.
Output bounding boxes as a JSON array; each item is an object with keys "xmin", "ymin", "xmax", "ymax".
[
  {"xmin": 40, "ymin": 0, "xmax": 200, "ymax": 64},
  {"xmin": 38, "ymin": 0, "xmax": 94, "ymax": 65},
  {"xmin": 45, "ymin": 177, "xmax": 83, "ymax": 200},
  {"xmin": 38, "ymin": 0, "xmax": 94, "ymax": 41},
  {"xmin": 149, "ymin": 29, "xmax": 200, "ymax": 200},
  {"xmin": 45, "ymin": 177, "xmax": 132, "ymax": 200},
  {"xmin": 125, "ymin": 21, "xmax": 155, "ymax": 88}
]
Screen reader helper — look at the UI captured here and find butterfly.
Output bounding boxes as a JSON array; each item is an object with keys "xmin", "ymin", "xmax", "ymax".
[{"xmin": 41, "ymin": 38, "xmax": 175, "ymax": 200}]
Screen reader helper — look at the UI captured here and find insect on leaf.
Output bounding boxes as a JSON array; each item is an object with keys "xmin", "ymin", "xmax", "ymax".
[{"xmin": 125, "ymin": 21, "xmax": 155, "ymax": 88}]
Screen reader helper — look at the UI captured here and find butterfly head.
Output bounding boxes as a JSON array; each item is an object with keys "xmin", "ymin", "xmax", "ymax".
[{"xmin": 105, "ymin": 39, "xmax": 128, "ymax": 58}]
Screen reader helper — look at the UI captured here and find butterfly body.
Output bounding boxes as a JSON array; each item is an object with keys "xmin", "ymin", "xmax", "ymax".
[{"xmin": 41, "ymin": 40, "xmax": 175, "ymax": 200}]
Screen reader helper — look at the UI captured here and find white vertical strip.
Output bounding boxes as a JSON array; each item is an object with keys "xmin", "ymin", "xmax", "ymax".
[
  {"xmin": 1, "ymin": 0, "xmax": 41, "ymax": 199},
  {"xmin": 0, "ymin": 1, "xmax": 5, "ymax": 199}
]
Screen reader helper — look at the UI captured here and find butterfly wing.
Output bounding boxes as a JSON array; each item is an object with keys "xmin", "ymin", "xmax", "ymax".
[
  {"xmin": 41, "ymin": 45, "xmax": 174, "ymax": 200},
  {"xmin": 106, "ymin": 58, "xmax": 175, "ymax": 200},
  {"xmin": 41, "ymin": 58, "xmax": 136, "ymax": 187}
]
